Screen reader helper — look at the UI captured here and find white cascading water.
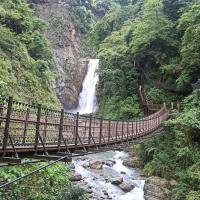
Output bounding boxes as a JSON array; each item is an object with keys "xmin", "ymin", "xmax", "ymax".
[
  {"xmin": 72, "ymin": 59, "xmax": 145, "ymax": 199},
  {"xmin": 75, "ymin": 59, "xmax": 99, "ymax": 114}
]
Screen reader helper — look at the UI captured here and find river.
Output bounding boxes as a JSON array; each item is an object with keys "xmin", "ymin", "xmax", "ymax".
[
  {"xmin": 71, "ymin": 59, "xmax": 145, "ymax": 199},
  {"xmin": 73, "ymin": 151, "xmax": 145, "ymax": 200}
]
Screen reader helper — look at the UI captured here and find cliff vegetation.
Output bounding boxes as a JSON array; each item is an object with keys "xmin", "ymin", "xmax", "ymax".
[{"xmin": 88, "ymin": 0, "xmax": 200, "ymax": 199}]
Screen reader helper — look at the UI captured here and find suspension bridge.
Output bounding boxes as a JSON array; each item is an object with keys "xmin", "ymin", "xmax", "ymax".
[{"xmin": 0, "ymin": 86, "xmax": 170, "ymax": 164}]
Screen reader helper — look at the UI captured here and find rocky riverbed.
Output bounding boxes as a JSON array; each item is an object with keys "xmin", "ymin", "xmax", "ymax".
[
  {"xmin": 71, "ymin": 151, "xmax": 145, "ymax": 200},
  {"xmin": 69, "ymin": 150, "xmax": 172, "ymax": 200}
]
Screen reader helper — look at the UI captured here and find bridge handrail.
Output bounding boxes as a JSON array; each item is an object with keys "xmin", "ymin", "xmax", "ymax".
[{"xmin": 0, "ymin": 96, "xmax": 169, "ymax": 157}]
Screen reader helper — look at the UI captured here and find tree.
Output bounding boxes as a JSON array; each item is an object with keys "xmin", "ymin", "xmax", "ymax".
[{"xmin": 177, "ymin": 3, "xmax": 200, "ymax": 89}]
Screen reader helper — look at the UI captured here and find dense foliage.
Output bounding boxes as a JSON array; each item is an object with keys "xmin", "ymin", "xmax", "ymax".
[
  {"xmin": 0, "ymin": 0, "xmax": 60, "ymax": 107},
  {"xmin": 89, "ymin": 0, "xmax": 200, "ymax": 117},
  {"xmin": 88, "ymin": 0, "xmax": 200, "ymax": 199},
  {"xmin": 0, "ymin": 162, "xmax": 88, "ymax": 200},
  {"xmin": 134, "ymin": 90, "xmax": 200, "ymax": 199},
  {"xmin": 1, "ymin": 0, "xmax": 200, "ymax": 199}
]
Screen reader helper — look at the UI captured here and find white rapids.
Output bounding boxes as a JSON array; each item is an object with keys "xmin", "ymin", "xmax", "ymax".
[
  {"xmin": 70, "ymin": 59, "xmax": 145, "ymax": 199},
  {"xmin": 73, "ymin": 151, "xmax": 145, "ymax": 200}
]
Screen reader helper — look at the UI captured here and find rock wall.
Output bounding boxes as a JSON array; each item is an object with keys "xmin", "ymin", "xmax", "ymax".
[{"xmin": 28, "ymin": 0, "xmax": 88, "ymax": 109}]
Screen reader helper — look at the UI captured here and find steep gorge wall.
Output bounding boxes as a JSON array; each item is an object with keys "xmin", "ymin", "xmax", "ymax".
[{"xmin": 28, "ymin": 0, "xmax": 88, "ymax": 109}]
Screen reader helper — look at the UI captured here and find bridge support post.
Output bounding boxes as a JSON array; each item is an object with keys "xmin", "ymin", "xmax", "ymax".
[
  {"xmin": 108, "ymin": 120, "xmax": 111, "ymax": 144},
  {"xmin": 75, "ymin": 112, "xmax": 79, "ymax": 150},
  {"xmin": 142, "ymin": 119, "xmax": 146, "ymax": 135},
  {"xmin": 99, "ymin": 118, "xmax": 103, "ymax": 147},
  {"xmin": 0, "ymin": 104, "xmax": 3, "ymax": 128},
  {"xmin": 115, "ymin": 121, "xmax": 118, "ymax": 143},
  {"xmin": 127, "ymin": 121, "xmax": 129, "ymax": 143},
  {"xmin": 34, "ymin": 104, "xmax": 42, "ymax": 154},
  {"xmin": 43, "ymin": 111, "xmax": 48, "ymax": 144},
  {"xmin": 2, "ymin": 97, "xmax": 13, "ymax": 157},
  {"xmin": 138, "ymin": 119, "xmax": 141, "ymax": 137},
  {"xmin": 58, "ymin": 109, "xmax": 64, "ymax": 152},
  {"xmin": 23, "ymin": 108, "xmax": 30, "ymax": 145},
  {"xmin": 131, "ymin": 120, "xmax": 134, "ymax": 139},
  {"xmin": 121, "ymin": 121, "xmax": 124, "ymax": 143},
  {"xmin": 88, "ymin": 115, "xmax": 92, "ymax": 145},
  {"xmin": 135, "ymin": 118, "xmax": 138, "ymax": 138}
]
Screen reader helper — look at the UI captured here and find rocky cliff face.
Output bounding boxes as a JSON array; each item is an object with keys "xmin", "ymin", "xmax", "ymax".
[{"xmin": 28, "ymin": 0, "xmax": 88, "ymax": 109}]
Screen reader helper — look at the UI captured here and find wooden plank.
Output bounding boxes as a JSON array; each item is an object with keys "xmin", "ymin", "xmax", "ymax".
[{"xmin": 0, "ymin": 157, "xmax": 22, "ymax": 164}]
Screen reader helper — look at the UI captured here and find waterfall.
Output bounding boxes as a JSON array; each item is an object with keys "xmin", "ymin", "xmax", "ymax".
[{"xmin": 74, "ymin": 59, "xmax": 99, "ymax": 114}]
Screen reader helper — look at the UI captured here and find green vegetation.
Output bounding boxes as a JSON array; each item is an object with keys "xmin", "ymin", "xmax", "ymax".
[
  {"xmin": 134, "ymin": 90, "xmax": 200, "ymax": 199},
  {"xmin": 0, "ymin": 0, "xmax": 60, "ymax": 107},
  {"xmin": 87, "ymin": 0, "xmax": 200, "ymax": 199},
  {"xmin": 0, "ymin": 162, "xmax": 88, "ymax": 200},
  {"xmin": 1, "ymin": 0, "xmax": 200, "ymax": 199}
]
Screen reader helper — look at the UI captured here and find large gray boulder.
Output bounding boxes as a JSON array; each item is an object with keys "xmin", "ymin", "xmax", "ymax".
[
  {"xmin": 122, "ymin": 156, "xmax": 141, "ymax": 168},
  {"xmin": 119, "ymin": 182, "xmax": 135, "ymax": 192},
  {"xmin": 111, "ymin": 177, "xmax": 123, "ymax": 185},
  {"xmin": 144, "ymin": 176, "xmax": 170, "ymax": 200}
]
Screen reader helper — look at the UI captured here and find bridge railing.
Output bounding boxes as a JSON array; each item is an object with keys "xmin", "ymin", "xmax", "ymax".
[{"xmin": 0, "ymin": 96, "xmax": 169, "ymax": 156}]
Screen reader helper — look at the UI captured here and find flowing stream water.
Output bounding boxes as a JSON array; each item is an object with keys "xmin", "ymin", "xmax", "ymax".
[
  {"xmin": 72, "ymin": 59, "xmax": 145, "ymax": 199},
  {"xmin": 73, "ymin": 151, "xmax": 145, "ymax": 200}
]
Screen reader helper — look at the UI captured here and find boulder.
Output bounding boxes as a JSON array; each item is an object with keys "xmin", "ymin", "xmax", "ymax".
[
  {"xmin": 123, "ymin": 157, "xmax": 141, "ymax": 168},
  {"xmin": 144, "ymin": 176, "xmax": 170, "ymax": 200},
  {"xmin": 69, "ymin": 163, "xmax": 75, "ymax": 170},
  {"xmin": 70, "ymin": 174, "xmax": 82, "ymax": 182},
  {"xmin": 102, "ymin": 160, "xmax": 116, "ymax": 167},
  {"xmin": 122, "ymin": 160, "xmax": 135, "ymax": 168},
  {"xmin": 111, "ymin": 177, "xmax": 123, "ymax": 185},
  {"xmin": 119, "ymin": 182, "xmax": 135, "ymax": 192},
  {"xmin": 83, "ymin": 162, "xmax": 90, "ymax": 168},
  {"xmin": 89, "ymin": 160, "xmax": 103, "ymax": 170}
]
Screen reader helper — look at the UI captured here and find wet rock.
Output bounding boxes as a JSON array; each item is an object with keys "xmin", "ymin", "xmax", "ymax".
[
  {"xmin": 89, "ymin": 160, "xmax": 103, "ymax": 170},
  {"xmin": 119, "ymin": 182, "xmax": 135, "ymax": 192},
  {"xmin": 86, "ymin": 188, "xmax": 93, "ymax": 194},
  {"xmin": 122, "ymin": 156, "xmax": 141, "ymax": 168},
  {"xmin": 103, "ymin": 190, "xmax": 108, "ymax": 195},
  {"xmin": 120, "ymin": 171, "xmax": 126, "ymax": 174},
  {"xmin": 122, "ymin": 160, "xmax": 135, "ymax": 168},
  {"xmin": 70, "ymin": 174, "xmax": 82, "ymax": 181},
  {"xmin": 69, "ymin": 163, "xmax": 75, "ymax": 170},
  {"xmin": 102, "ymin": 160, "xmax": 116, "ymax": 167},
  {"xmin": 111, "ymin": 177, "xmax": 123, "ymax": 185},
  {"xmin": 144, "ymin": 196, "xmax": 161, "ymax": 200},
  {"xmin": 144, "ymin": 176, "xmax": 170, "ymax": 200},
  {"xmin": 83, "ymin": 162, "xmax": 90, "ymax": 168}
]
